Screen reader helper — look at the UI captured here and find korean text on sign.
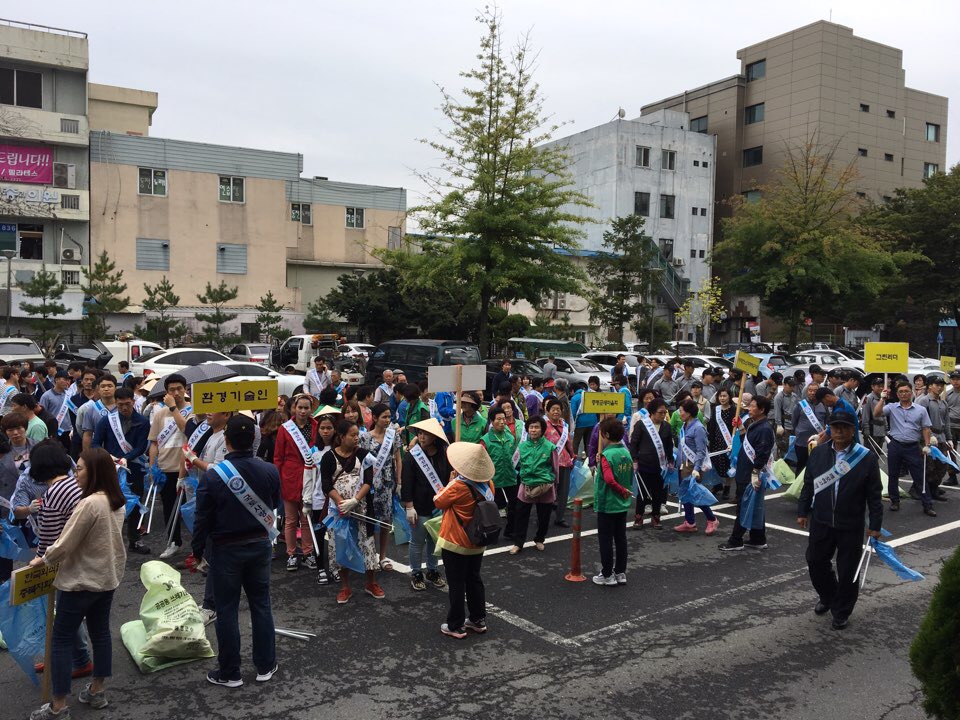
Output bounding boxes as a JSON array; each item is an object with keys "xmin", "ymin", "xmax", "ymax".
[
  {"xmin": 733, "ymin": 350, "xmax": 761, "ymax": 376},
  {"xmin": 10, "ymin": 563, "xmax": 59, "ymax": 606},
  {"xmin": 192, "ymin": 380, "xmax": 279, "ymax": 413},
  {"xmin": 581, "ymin": 392, "xmax": 626, "ymax": 414},
  {"xmin": 863, "ymin": 342, "xmax": 909, "ymax": 374}
]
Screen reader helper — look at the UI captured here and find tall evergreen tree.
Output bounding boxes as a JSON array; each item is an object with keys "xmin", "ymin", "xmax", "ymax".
[
  {"xmin": 135, "ymin": 276, "xmax": 186, "ymax": 348},
  {"xmin": 195, "ymin": 281, "xmax": 239, "ymax": 351},
  {"xmin": 18, "ymin": 267, "xmax": 68, "ymax": 353},
  {"xmin": 81, "ymin": 250, "xmax": 130, "ymax": 340},
  {"xmin": 255, "ymin": 290, "xmax": 290, "ymax": 343}
]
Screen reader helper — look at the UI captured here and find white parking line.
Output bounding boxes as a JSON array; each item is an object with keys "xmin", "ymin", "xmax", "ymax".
[
  {"xmin": 485, "ymin": 603, "xmax": 581, "ymax": 648},
  {"xmin": 711, "ymin": 511, "xmax": 810, "ymax": 537},
  {"xmin": 887, "ymin": 519, "xmax": 960, "ymax": 548}
]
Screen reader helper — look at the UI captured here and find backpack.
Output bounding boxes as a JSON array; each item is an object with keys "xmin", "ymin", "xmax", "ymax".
[{"xmin": 456, "ymin": 482, "xmax": 502, "ymax": 547}]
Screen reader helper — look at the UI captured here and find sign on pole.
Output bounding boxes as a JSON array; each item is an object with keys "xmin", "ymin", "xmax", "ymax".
[
  {"xmin": 582, "ymin": 392, "xmax": 626, "ymax": 415},
  {"xmin": 941, "ymin": 356, "xmax": 956, "ymax": 373},
  {"xmin": 863, "ymin": 342, "xmax": 909, "ymax": 374},
  {"xmin": 10, "ymin": 563, "xmax": 58, "ymax": 606},
  {"xmin": 192, "ymin": 380, "xmax": 279, "ymax": 414},
  {"xmin": 427, "ymin": 365, "xmax": 486, "ymax": 393},
  {"xmin": 733, "ymin": 350, "xmax": 761, "ymax": 376}
]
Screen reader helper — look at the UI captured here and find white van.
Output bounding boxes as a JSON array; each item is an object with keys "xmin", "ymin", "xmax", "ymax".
[{"xmin": 102, "ymin": 339, "xmax": 164, "ymax": 374}]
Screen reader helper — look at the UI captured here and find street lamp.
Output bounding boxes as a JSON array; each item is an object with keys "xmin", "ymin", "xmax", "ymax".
[{"xmin": 1, "ymin": 250, "xmax": 14, "ymax": 336}]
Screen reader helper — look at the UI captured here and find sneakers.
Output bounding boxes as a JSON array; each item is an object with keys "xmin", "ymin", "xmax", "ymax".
[
  {"xmin": 336, "ymin": 587, "xmax": 352, "ymax": 604},
  {"xmin": 440, "ymin": 623, "xmax": 467, "ymax": 639},
  {"xmin": 592, "ymin": 573, "xmax": 617, "ymax": 586},
  {"xmin": 317, "ymin": 569, "xmax": 329, "ymax": 585},
  {"xmin": 534, "ymin": 542, "xmax": 545, "ymax": 551},
  {"xmin": 365, "ymin": 583, "xmax": 386, "ymax": 599},
  {"xmin": 303, "ymin": 555, "xmax": 318, "ymax": 570},
  {"xmin": 410, "ymin": 573, "xmax": 427, "ymax": 591},
  {"xmin": 159, "ymin": 543, "xmax": 180, "ymax": 559},
  {"xmin": 889, "ymin": 501, "xmax": 900, "ymax": 512},
  {"xmin": 425, "ymin": 570, "xmax": 447, "ymax": 589},
  {"xmin": 464, "ymin": 618, "xmax": 487, "ymax": 634},
  {"xmin": 650, "ymin": 516, "xmax": 661, "ymax": 530},
  {"xmin": 745, "ymin": 541, "xmax": 769, "ymax": 550},
  {"xmin": 673, "ymin": 521, "xmax": 698, "ymax": 533},
  {"xmin": 78, "ymin": 683, "xmax": 109, "ymax": 709},
  {"xmin": 718, "ymin": 542, "xmax": 744, "ymax": 552},
  {"xmin": 206, "ymin": 669, "xmax": 243, "ymax": 688},
  {"xmin": 200, "ymin": 608, "xmax": 216, "ymax": 626},
  {"xmin": 923, "ymin": 507, "xmax": 938, "ymax": 517},
  {"xmin": 29, "ymin": 703, "xmax": 70, "ymax": 719},
  {"xmin": 256, "ymin": 663, "xmax": 279, "ymax": 682},
  {"xmin": 509, "ymin": 546, "xmax": 522, "ymax": 555},
  {"xmin": 705, "ymin": 519, "xmax": 720, "ymax": 536},
  {"xmin": 615, "ymin": 572, "xmax": 627, "ymax": 585},
  {"xmin": 285, "ymin": 555, "xmax": 299, "ymax": 572},
  {"xmin": 128, "ymin": 541, "xmax": 151, "ymax": 555}
]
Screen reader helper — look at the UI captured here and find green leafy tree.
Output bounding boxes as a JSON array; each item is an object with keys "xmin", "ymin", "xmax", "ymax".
[
  {"xmin": 19, "ymin": 267, "xmax": 67, "ymax": 354},
  {"xmin": 713, "ymin": 136, "xmax": 914, "ymax": 351},
  {"xmin": 586, "ymin": 215, "xmax": 659, "ymax": 346},
  {"xmin": 255, "ymin": 290, "xmax": 290, "ymax": 343},
  {"xmin": 414, "ymin": 8, "xmax": 591, "ymax": 357},
  {"xmin": 81, "ymin": 250, "xmax": 130, "ymax": 340},
  {"xmin": 320, "ymin": 269, "xmax": 413, "ymax": 343},
  {"xmin": 910, "ymin": 544, "xmax": 960, "ymax": 720},
  {"xmin": 676, "ymin": 276, "xmax": 726, "ymax": 347},
  {"xmin": 490, "ymin": 312, "xmax": 530, "ymax": 355},
  {"xmin": 302, "ymin": 297, "xmax": 338, "ymax": 335},
  {"xmin": 135, "ymin": 276, "xmax": 185, "ymax": 348},
  {"xmin": 195, "ymin": 281, "xmax": 239, "ymax": 351}
]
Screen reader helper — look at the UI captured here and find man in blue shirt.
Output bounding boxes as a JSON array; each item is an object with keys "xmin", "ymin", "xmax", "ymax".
[
  {"xmin": 570, "ymin": 376, "xmax": 601, "ymax": 456},
  {"xmin": 873, "ymin": 381, "xmax": 935, "ymax": 516}
]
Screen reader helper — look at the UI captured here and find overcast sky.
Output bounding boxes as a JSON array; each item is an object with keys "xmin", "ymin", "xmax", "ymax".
[{"xmin": 20, "ymin": 1, "xmax": 958, "ymax": 207}]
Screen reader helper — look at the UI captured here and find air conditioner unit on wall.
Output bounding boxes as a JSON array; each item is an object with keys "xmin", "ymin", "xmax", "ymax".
[
  {"xmin": 52, "ymin": 163, "xmax": 76, "ymax": 190},
  {"xmin": 673, "ymin": 258, "xmax": 685, "ymax": 267},
  {"xmin": 61, "ymin": 248, "xmax": 76, "ymax": 261}
]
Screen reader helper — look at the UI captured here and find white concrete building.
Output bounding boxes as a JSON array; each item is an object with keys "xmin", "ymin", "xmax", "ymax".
[{"xmin": 527, "ymin": 110, "xmax": 716, "ymax": 345}]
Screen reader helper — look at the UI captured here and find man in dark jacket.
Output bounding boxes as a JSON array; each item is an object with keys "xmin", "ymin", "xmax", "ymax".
[
  {"xmin": 797, "ymin": 410, "xmax": 882, "ymax": 630},
  {"xmin": 720, "ymin": 396, "xmax": 776, "ymax": 551},
  {"xmin": 193, "ymin": 415, "xmax": 282, "ymax": 687}
]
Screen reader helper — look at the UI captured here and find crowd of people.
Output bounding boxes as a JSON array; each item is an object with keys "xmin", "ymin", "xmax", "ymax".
[{"xmin": 2, "ymin": 349, "xmax": 954, "ymax": 716}]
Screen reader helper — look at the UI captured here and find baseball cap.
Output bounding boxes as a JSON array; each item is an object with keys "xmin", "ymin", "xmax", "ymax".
[
  {"xmin": 950, "ymin": 370, "xmax": 960, "ymax": 380},
  {"xmin": 828, "ymin": 410, "xmax": 856, "ymax": 427}
]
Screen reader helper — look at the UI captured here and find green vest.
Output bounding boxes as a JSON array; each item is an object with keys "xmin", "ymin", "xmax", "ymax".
[
  {"xmin": 456, "ymin": 413, "xmax": 485, "ymax": 444},
  {"xmin": 403, "ymin": 400, "xmax": 430, "ymax": 444},
  {"xmin": 482, "ymin": 429, "xmax": 518, "ymax": 488},
  {"xmin": 518, "ymin": 438, "xmax": 556, "ymax": 486},
  {"xmin": 595, "ymin": 444, "xmax": 634, "ymax": 514}
]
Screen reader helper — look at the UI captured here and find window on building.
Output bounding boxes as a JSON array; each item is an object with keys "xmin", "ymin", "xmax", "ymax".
[
  {"xmin": 693, "ymin": 160, "xmax": 700, "ymax": 167},
  {"xmin": 136, "ymin": 238, "xmax": 170, "ymax": 271},
  {"xmin": 659, "ymin": 238, "xmax": 674, "ymax": 261},
  {"xmin": 702, "ymin": 161, "xmax": 709, "ymax": 168},
  {"xmin": 18, "ymin": 225, "xmax": 42, "ymax": 260},
  {"xmin": 662, "ymin": 150, "xmax": 676, "ymax": 171},
  {"xmin": 634, "ymin": 191, "xmax": 650, "ymax": 217},
  {"xmin": 743, "ymin": 146, "xmax": 763, "ymax": 167},
  {"xmin": 388, "ymin": 226, "xmax": 402, "ymax": 250},
  {"xmin": 923, "ymin": 163, "xmax": 939, "ymax": 179},
  {"xmin": 636, "ymin": 146, "xmax": 650, "ymax": 167},
  {"xmin": 857, "ymin": 148, "xmax": 868, "ymax": 157},
  {"xmin": 744, "ymin": 102, "xmax": 765, "ymax": 124},
  {"xmin": 345, "ymin": 207, "xmax": 364, "ymax": 229},
  {"xmin": 859, "ymin": 103, "xmax": 870, "ymax": 113},
  {"xmin": 291, "ymin": 202, "xmax": 311, "ymax": 224},
  {"xmin": 690, "ymin": 116, "xmax": 708, "ymax": 133},
  {"xmin": 691, "ymin": 207, "xmax": 699, "ymax": 216},
  {"xmin": 0, "ymin": 68, "xmax": 42, "ymax": 109},
  {"xmin": 659, "ymin": 194, "xmax": 675, "ymax": 219},
  {"xmin": 884, "ymin": 153, "xmax": 894, "ymax": 162},
  {"xmin": 699, "ymin": 249, "xmax": 705, "ymax": 259},
  {"xmin": 886, "ymin": 110, "xmax": 896, "ymax": 119},
  {"xmin": 217, "ymin": 243, "xmax": 248, "ymax": 274},
  {"xmin": 138, "ymin": 168, "xmax": 167, "ymax": 196},
  {"xmin": 745, "ymin": 59, "xmax": 766, "ymax": 82},
  {"xmin": 219, "ymin": 176, "xmax": 244, "ymax": 203},
  {"xmin": 744, "ymin": 190, "xmax": 762, "ymax": 203},
  {"xmin": 882, "ymin": 195, "xmax": 892, "ymax": 203},
  {"xmin": 700, "ymin": 207, "xmax": 707, "ymax": 216},
  {"xmin": 690, "ymin": 248, "xmax": 697, "ymax": 259},
  {"xmin": 925, "ymin": 123, "xmax": 941, "ymax": 142}
]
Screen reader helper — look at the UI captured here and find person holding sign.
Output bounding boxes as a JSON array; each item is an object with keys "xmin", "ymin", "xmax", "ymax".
[
  {"xmin": 401, "ymin": 418, "xmax": 451, "ymax": 591},
  {"xmin": 797, "ymin": 411, "xmax": 882, "ymax": 630},
  {"xmin": 359, "ymin": 403, "xmax": 402, "ymax": 571},
  {"xmin": 873, "ymin": 381, "xmax": 936, "ymax": 517},
  {"xmin": 192, "ymin": 416, "xmax": 281, "ymax": 687},
  {"xmin": 28, "ymin": 448, "xmax": 127, "ymax": 718},
  {"xmin": 273, "ymin": 395, "xmax": 319, "ymax": 571}
]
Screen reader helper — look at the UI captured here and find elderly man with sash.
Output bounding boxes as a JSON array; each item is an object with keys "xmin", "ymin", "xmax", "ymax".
[
  {"xmin": 193, "ymin": 415, "xmax": 281, "ymax": 687},
  {"xmin": 790, "ymin": 383, "xmax": 827, "ymax": 474},
  {"xmin": 720, "ymin": 396, "xmax": 776, "ymax": 551},
  {"xmin": 797, "ymin": 410, "xmax": 882, "ymax": 630}
]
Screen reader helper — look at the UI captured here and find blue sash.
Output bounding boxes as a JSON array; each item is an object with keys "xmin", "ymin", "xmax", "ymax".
[{"xmin": 211, "ymin": 460, "xmax": 280, "ymax": 540}]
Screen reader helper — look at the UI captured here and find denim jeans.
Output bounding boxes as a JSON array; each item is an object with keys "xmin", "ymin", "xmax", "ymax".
[
  {"xmin": 51, "ymin": 590, "xmax": 114, "ymax": 698},
  {"xmin": 211, "ymin": 539, "xmax": 276, "ymax": 679},
  {"xmin": 408, "ymin": 514, "xmax": 438, "ymax": 574}
]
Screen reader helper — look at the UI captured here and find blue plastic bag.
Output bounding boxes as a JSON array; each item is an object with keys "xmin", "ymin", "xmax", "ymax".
[
  {"xmin": 871, "ymin": 537, "xmax": 924, "ymax": 581},
  {"xmin": 117, "ymin": 466, "xmax": 142, "ymax": 518},
  {"xmin": 391, "ymin": 495, "xmax": 411, "ymax": 546},
  {"xmin": 680, "ymin": 477, "xmax": 718, "ymax": 507},
  {"xmin": 179, "ymin": 497, "xmax": 196, "ymax": 533},
  {"xmin": 728, "ymin": 427, "xmax": 743, "ymax": 478},
  {"xmin": 149, "ymin": 463, "xmax": 166, "ymax": 488},
  {"xmin": 784, "ymin": 435, "xmax": 797, "ymax": 464},
  {"xmin": 569, "ymin": 460, "xmax": 592, "ymax": 499},
  {"xmin": 737, "ymin": 483, "xmax": 764, "ymax": 529},
  {"xmin": 0, "ymin": 518, "xmax": 35, "ymax": 562},
  {"xmin": 326, "ymin": 513, "xmax": 365, "ymax": 573},
  {"xmin": 0, "ymin": 580, "xmax": 46, "ymax": 686},
  {"xmin": 701, "ymin": 467, "xmax": 725, "ymax": 490}
]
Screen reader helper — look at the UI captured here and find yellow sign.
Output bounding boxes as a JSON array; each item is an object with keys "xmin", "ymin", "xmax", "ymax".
[
  {"xmin": 10, "ymin": 563, "xmax": 58, "ymax": 606},
  {"xmin": 733, "ymin": 350, "xmax": 761, "ymax": 376},
  {"xmin": 941, "ymin": 356, "xmax": 956, "ymax": 373},
  {"xmin": 864, "ymin": 342, "xmax": 909, "ymax": 374},
  {"xmin": 582, "ymin": 392, "xmax": 626, "ymax": 414},
  {"xmin": 192, "ymin": 380, "xmax": 279, "ymax": 413}
]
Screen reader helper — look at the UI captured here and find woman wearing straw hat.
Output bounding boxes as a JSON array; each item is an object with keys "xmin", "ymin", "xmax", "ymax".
[
  {"xmin": 401, "ymin": 417, "xmax": 450, "ymax": 591},
  {"xmin": 434, "ymin": 441, "xmax": 496, "ymax": 638}
]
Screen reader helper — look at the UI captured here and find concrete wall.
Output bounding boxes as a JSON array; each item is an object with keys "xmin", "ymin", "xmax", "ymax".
[
  {"xmin": 88, "ymin": 83, "xmax": 157, "ymax": 136},
  {"xmin": 0, "ymin": 24, "xmax": 88, "ymax": 71}
]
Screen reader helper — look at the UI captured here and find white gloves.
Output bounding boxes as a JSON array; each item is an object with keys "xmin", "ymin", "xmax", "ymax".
[
  {"xmin": 338, "ymin": 497, "xmax": 359, "ymax": 514},
  {"xmin": 28, "ymin": 499, "xmax": 41, "ymax": 515},
  {"xmin": 182, "ymin": 447, "xmax": 198, "ymax": 463},
  {"xmin": 176, "ymin": 478, "xmax": 187, "ymax": 491},
  {"xmin": 405, "ymin": 506, "xmax": 417, "ymax": 526},
  {"xmin": 776, "ymin": 426, "xmax": 784, "ymax": 437},
  {"xmin": 808, "ymin": 438, "xmax": 819, "ymax": 450},
  {"xmin": 930, "ymin": 436, "xmax": 939, "ymax": 446},
  {"xmin": 922, "ymin": 446, "xmax": 931, "ymax": 455},
  {"xmin": 691, "ymin": 470, "xmax": 701, "ymax": 481},
  {"xmin": 751, "ymin": 471, "xmax": 761, "ymax": 490}
]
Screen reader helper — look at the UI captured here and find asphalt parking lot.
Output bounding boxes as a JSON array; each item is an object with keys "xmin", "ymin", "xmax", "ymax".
[{"xmin": 3, "ymin": 482, "xmax": 956, "ymax": 720}]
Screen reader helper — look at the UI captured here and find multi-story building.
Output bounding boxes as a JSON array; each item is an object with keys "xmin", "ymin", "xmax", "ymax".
[
  {"xmin": 642, "ymin": 20, "xmax": 948, "ymax": 342},
  {"xmin": 0, "ymin": 19, "xmax": 91, "ymax": 328},
  {"xmin": 520, "ymin": 110, "xmax": 715, "ymax": 345}
]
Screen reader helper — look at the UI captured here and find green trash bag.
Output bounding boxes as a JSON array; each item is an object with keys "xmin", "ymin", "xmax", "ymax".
[
  {"xmin": 784, "ymin": 468, "xmax": 806, "ymax": 501},
  {"xmin": 772, "ymin": 459, "xmax": 795, "ymax": 487},
  {"xmin": 121, "ymin": 561, "xmax": 213, "ymax": 673}
]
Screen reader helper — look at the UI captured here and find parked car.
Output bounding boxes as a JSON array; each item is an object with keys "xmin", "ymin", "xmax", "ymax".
[
  {"xmin": 130, "ymin": 347, "xmax": 232, "ymax": 377},
  {"xmin": 582, "ymin": 352, "xmax": 642, "ymax": 391},
  {"xmin": 482, "ymin": 358, "xmax": 544, "ymax": 396},
  {"xmin": 535, "ymin": 356, "xmax": 612, "ymax": 392},
  {"xmin": 227, "ymin": 343, "xmax": 272, "ymax": 364},
  {"xmin": 339, "ymin": 343, "xmax": 376, "ymax": 359},
  {"xmin": 101, "ymin": 339, "xmax": 164, "ymax": 374},
  {"xmin": 0, "ymin": 337, "xmax": 45, "ymax": 364},
  {"xmin": 365, "ymin": 340, "xmax": 482, "ymax": 385},
  {"xmin": 52, "ymin": 340, "xmax": 112, "ymax": 371},
  {"xmin": 205, "ymin": 361, "xmax": 304, "ymax": 396},
  {"xmin": 677, "ymin": 355, "xmax": 735, "ymax": 378},
  {"xmin": 720, "ymin": 342, "xmax": 774, "ymax": 357},
  {"xmin": 271, "ymin": 334, "xmax": 343, "ymax": 373}
]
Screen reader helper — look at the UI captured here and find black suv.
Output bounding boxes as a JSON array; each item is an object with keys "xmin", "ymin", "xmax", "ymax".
[{"xmin": 365, "ymin": 340, "xmax": 481, "ymax": 385}]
